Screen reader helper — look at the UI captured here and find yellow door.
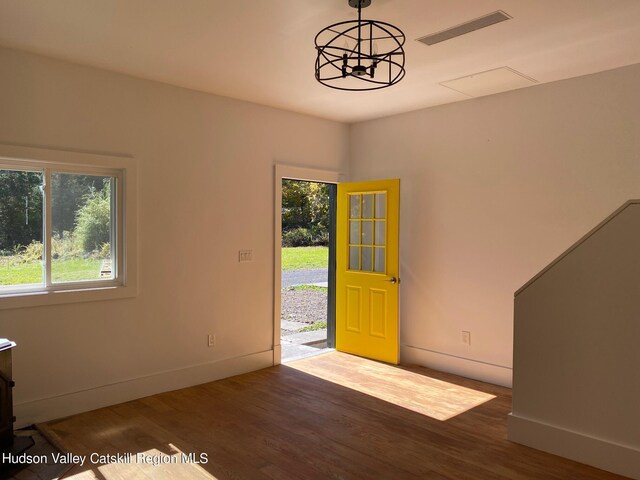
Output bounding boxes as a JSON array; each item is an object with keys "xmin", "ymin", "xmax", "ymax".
[{"xmin": 336, "ymin": 179, "xmax": 399, "ymax": 364}]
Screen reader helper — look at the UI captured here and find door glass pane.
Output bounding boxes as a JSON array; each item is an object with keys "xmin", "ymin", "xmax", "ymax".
[
  {"xmin": 349, "ymin": 221, "xmax": 360, "ymax": 244},
  {"xmin": 362, "ymin": 194, "xmax": 373, "ymax": 218},
  {"xmin": 349, "ymin": 194, "xmax": 361, "ymax": 219},
  {"xmin": 0, "ymin": 169, "xmax": 44, "ymax": 288},
  {"xmin": 374, "ymin": 220, "xmax": 385, "ymax": 246},
  {"xmin": 51, "ymin": 173, "xmax": 115, "ymax": 283},
  {"xmin": 375, "ymin": 193, "xmax": 386, "ymax": 219},
  {"xmin": 362, "ymin": 246, "xmax": 372, "ymax": 271},
  {"xmin": 349, "ymin": 246, "xmax": 360, "ymax": 270},
  {"xmin": 361, "ymin": 220, "xmax": 373, "ymax": 245},
  {"xmin": 374, "ymin": 247, "xmax": 385, "ymax": 273}
]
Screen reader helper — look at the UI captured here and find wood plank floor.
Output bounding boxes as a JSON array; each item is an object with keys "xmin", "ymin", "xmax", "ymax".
[
  {"xmin": 287, "ymin": 352, "xmax": 497, "ymax": 421},
  {"xmin": 41, "ymin": 352, "xmax": 628, "ymax": 480}
]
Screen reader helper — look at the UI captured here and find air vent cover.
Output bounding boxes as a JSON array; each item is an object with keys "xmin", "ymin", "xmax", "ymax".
[
  {"xmin": 417, "ymin": 11, "xmax": 511, "ymax": 46},
  {"xmin": 440, "ymin": 67, "xmax": 537, "ymax": 98}
]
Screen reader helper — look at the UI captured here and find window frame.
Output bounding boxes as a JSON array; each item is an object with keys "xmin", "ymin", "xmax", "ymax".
[{"xmin": 0, "ymin": 144, "xmax": 137, "ymax": 309}]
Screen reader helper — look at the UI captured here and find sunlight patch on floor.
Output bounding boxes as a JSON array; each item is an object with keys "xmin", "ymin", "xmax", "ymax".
[
  {"xmin": 98, "ymin": 444, "xmax": 215, "ymax": 479},
  {"xmin": 63, "ymin": 444, "xmax": 216, "ymax": 480},
  {"xmin": 286, "ymin": 351, "xmax": 496, "ymax": 421}
]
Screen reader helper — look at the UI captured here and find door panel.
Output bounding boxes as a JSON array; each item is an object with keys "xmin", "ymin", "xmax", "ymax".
[{"xmin": 336, "ymin": 179, "xmax": 399, "ymax": 364}]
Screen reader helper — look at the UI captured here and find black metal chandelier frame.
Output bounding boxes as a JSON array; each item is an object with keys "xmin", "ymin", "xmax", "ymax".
[{"xmin": 315, "ymin": 0, "xmax": 406, "ymax": 91}]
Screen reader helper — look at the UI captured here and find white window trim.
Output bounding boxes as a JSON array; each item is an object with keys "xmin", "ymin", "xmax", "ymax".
[{"xmin": 0, "ymin": 144, "xmax": 138, "ymax": 309}]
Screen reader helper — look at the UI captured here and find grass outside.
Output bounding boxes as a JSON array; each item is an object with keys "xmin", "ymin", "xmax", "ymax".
[
  {"xmin": 282, "ymin": 246, "xmax": 328, "ymax": 271},
  {"xmin": 52, "ymin": 258, "xmax": 104, "ymax": 282},
  {"xmin": 3, "ymin": 246, "xmax": 324, "ymax": 285},
  {"xmin": 287, "ymin": 284, "xmax": 327, "ymax": 292},
  {"xmin": 0, "ymin": 258, "xmax": 104, "ymax": 285},
  {"xmin": 299, "ymin": 320, "xmax": 327, "ymax": 332}
]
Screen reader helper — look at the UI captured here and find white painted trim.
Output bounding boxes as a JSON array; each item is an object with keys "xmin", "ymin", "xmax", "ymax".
[
  {"xmin": 0, "ymin": 143, "xmax": 138, "ymax": 309},
  {"xmin": 14, "ymin": 349, "xmax": 273, "ymax": 427},
  {"xmin": 508, "ymin": 414, "xmax": 640, "ymax": 479},
  {"xmin": 401, "ymin": 344, "xmax": 513, "ymax": 387},
  {"xmin": 273, "ymin": 164, "xmax": 345, "ymax": 365},
  {"xmin": 273, "ymin": 344, "xmax": 281, "ymax": 365}
]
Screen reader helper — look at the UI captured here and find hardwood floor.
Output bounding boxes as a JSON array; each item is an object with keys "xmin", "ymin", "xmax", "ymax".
[
  {"xmin": 41, "ymin": 352, "xmax": 627, "ymax": 480},
  {"xmin": 287, "ymin": 352, "xmax": 497, "ymax": 421}
]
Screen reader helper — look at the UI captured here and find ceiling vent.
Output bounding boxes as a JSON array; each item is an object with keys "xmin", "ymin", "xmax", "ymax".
[{"xmin": 417, "ymin": 11, "xmax": 512, "ymax": 46}]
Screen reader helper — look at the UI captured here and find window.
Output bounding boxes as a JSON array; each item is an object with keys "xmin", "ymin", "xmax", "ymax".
[
  {"xmin": 348, "ymin": 192, "xmax": 386, "ymax": 273},
  {"xmin": 0, "ymin": 145, "xmax": 137, "ymax": 308}
]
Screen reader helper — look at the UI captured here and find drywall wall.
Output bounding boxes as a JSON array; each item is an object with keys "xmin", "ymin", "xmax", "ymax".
[
  {"xmin": 510, "ymin": 201, "xmax": 640, "ymax": 479},
  {"xmin": 0, "ymin": 47, "xmax": 348, "ymax": 424},
  {"xmin": 349, "ymin": 63, "xmax": 640, "ymax": 387}
]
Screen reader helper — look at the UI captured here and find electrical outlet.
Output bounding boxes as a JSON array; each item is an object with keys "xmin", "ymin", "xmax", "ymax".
[
  {"xmin": 207, "ymin": 334, "xmax": 216, "ymax": 347},
  {"xmin": 461, "ymin": 331, "xmax": 471, "ymax": 346}
]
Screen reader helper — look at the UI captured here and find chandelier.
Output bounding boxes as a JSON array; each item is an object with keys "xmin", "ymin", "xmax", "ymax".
[{"xmin": 315, "ymin": 0, "xmax": 406, "ymax": 91}]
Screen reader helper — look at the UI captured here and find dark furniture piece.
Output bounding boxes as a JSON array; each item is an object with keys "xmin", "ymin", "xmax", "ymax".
[
  {"xmin": 0, "ymin": 339, "xmax": 16, "ymax": 450},
  {"xmin": 0, "ymin": 339, "xmax": 33, "ymax": 474}
]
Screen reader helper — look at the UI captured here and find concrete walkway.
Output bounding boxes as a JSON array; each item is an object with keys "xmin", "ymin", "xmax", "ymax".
[
  {"xmin": 282, "ymin": 329, "xmax": 327, "ymax": 345},
  {"xmin": 282, "ymin": 344, "xmax": 332, "ymax": 363},
  {"xmin": 281, "ymin": 329, "xmax": 329, "ymax": 362},
  {"xmin": 281, "ymin": 268, "xmax": 328, "ymax": 288},
  {"xmin": 280, "ymin": 267, "xmax": 330, "ymax": 361}
]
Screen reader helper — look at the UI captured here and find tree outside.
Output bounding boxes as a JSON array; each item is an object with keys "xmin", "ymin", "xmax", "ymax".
[
  {"xmin": 0, "ymin": 170, "xmax": 43, "ymax": 253},
  {"xmin": 282, "ymin": 179, "xmax": 330, "ymax": 247}
]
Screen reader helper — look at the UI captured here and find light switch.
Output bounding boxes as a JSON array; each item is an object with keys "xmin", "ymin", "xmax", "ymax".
[{"xmin": 239, "ymin": 250, "xmax": 253, "ymax": 262}]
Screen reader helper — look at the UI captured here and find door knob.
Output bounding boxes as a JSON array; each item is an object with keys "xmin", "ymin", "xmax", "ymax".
[{"xmin": 387, "ymin": 276, "xmax": 398, "ymax": 284}]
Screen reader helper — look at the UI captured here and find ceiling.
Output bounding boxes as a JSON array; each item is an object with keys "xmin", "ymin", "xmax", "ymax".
[{"xmin": 1, "ymin": 0, "xmax": 639, "ymax": 123}]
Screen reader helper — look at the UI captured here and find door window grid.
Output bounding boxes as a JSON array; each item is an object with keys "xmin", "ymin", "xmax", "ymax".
[{"xmin": 348, "ymin": 192, "xmax": 386, "ymax": 273}]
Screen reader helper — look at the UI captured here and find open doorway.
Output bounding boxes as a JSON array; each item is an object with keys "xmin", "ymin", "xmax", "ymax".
[
  {"xmin": 274, "ymin": 169, "xmax": 400, "ymax": 365},
  {"xmin": 273, "ymin": 165, "xmax": 342, "ymax": 365},
  {"xmin": 280, "ymin": 179, "xmax": 336, "ymax": 362}
]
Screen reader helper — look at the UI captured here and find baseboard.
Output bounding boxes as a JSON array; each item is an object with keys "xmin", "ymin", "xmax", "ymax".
[
  {"xmin": 273, "ymin": 344, "xmax": 281, "ymax": 365},
  {"xmin": 508, "ymin": 413, "xmax": 640, "ymax": 479},
  {"xmin": 401, "ymin": 345, "xmax": 512, "ymax": 387},
  {"xmin": 14, "ymin": 349, "xmax": 273, "ymax": 427}
]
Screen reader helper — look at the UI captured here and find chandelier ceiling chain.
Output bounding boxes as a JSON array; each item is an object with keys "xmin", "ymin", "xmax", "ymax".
[{"xmin": 315, "ymin": 0, "xmax": 406, "ymax": 91}]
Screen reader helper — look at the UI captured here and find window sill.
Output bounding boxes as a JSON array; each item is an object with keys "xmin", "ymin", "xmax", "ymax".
[{"xmin": 0, "ymin": 283, "xmax": 137, "ymax": 310}]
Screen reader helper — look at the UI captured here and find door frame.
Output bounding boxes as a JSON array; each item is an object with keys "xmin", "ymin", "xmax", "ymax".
[{"xmin": 273, "ymin": 164, "xmax": 345, "ymax": 365}]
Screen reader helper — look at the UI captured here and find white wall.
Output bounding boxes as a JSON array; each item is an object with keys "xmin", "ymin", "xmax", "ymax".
[
  {"xmin": 509, "ymin": 202, "xmax": 640, "ymax": 479},
  {"xmin": 0, "ymin": 47, "xmax": 348, "ymax": 424},
  {"xmin": 349, "ymin": 63, "xmax": 640, "ymax": 387},
  {"xmin": 1, "ymin": 43, "xmax": 639, "ymax": 434}
]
